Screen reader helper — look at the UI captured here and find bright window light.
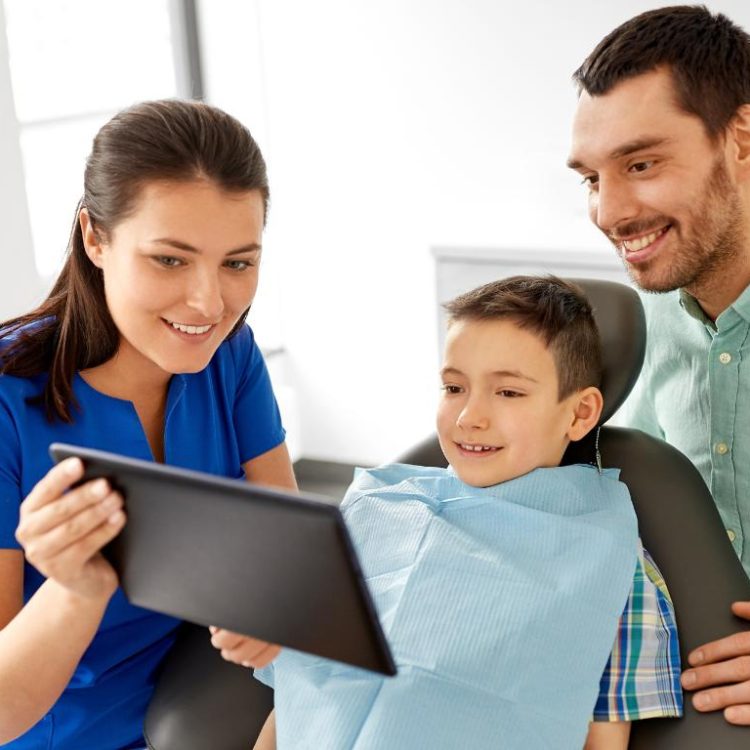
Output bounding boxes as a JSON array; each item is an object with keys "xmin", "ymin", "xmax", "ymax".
[{"xmin": 3, "ymin": 0, "xmax": 178, "ymax": 276}]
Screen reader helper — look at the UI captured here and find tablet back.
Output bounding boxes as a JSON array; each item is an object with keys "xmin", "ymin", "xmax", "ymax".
[{"xmin": 50, "ymin": 443, "xmax": 396, "ymax": 676}]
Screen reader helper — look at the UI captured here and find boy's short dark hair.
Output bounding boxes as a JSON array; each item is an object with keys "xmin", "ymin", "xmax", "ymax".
[
  {"xmin": 572, "ymin": 5, "xmax": 750, "ymax": 138},
  {"xmin": 444, "ymin": 276, "xmax": 602, "ymax": 399}
]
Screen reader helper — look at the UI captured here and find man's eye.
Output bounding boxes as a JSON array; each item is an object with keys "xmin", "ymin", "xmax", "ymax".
[
  {"xmin": 580, "ymin": 174, "xmax": 599, "ymax": 189},
  {"xmin": 629, "ymin": 160, "xmax": 653, "ymax": 173}
]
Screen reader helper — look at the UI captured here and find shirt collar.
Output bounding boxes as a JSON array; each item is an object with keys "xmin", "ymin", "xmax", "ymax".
[
  {"xmin": 678, "ymin": 289, "xmax": 715, "ymax": 330},
  {"xmin": 679, "ymin": 283, "xmax": 750, "ymax": 332},
  {"xmin": 728, "ymin": 282, "xmax": 750, "ymax": 324}
]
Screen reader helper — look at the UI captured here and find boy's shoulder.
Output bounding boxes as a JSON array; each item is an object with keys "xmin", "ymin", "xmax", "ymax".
[{"xmin": 341, "ymin": 463, "xmax": 451, "ymax": 509}]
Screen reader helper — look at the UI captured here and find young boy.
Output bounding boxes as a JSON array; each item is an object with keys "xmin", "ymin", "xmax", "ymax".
[{"xmin": 248, "ymin": 277, "xmax": 682, "ymax": 748}]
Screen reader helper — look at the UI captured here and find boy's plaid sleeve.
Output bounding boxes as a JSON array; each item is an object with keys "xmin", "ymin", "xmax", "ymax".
[{"xmin": 593, "ymin": 545, "xmax": 683, "ymax": 721}]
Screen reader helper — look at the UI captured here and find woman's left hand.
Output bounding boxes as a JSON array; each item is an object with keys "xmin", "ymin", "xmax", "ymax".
[{"xmin": 209, "ymin": 626, "xmax": 281, "ymax": 668}]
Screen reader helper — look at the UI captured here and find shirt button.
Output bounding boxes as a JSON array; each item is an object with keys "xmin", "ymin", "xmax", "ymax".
[
  {"xmin": 719, "ymin": 352, "xmax": 732, "ymax": 364},
  {"xmin": 728, "ymin": 529, "xmax": 737, "ymax": 543},
  {"xmin": 716, "ymin": 442, "xmax": 729, "ymax": 455}
]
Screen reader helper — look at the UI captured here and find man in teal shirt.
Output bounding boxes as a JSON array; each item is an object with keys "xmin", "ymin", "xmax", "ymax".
[
  {"xmin": 567, "ymin": 5, "xmax": 750, "ymax": 728},
  {"xmin": 621, "ymin": 290, "xmax": 750, "ymax": 568}
]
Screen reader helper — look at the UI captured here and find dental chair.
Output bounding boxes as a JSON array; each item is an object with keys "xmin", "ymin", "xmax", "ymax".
[{"xmin": 144, "ymin": 278, "xmax": 750, "ymax": 749}]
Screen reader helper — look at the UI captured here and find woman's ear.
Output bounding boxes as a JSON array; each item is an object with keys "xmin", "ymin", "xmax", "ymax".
[
  {"xmin": 567, "ymin": 387, "xmax": 604, "ymax": 442},
  {"xmin": 79, "ymin": 208, "xmax": 105, "ymax": 268}
]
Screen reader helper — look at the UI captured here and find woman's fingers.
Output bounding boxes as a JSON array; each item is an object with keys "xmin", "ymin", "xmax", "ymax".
[
  {"xmin": 209, "ymin": 628, "xmax": 281, "ymax": 669},
  {"xmin": 241, "ymin": 643, "xmax": 281, "ymax": 669},
  {"xmin": 210, "ymin": 627, "xmax": 245, "ymax": 651},
  {"xmin": 38, "ymin": 510, "xmax": 126, "ymax": 581},
  {"xmin": 17, "ymin": 477, "xmax": 116, "ymax": 540},
  {"xmin": 16, "ymin": 457, "xmax": 126, "ymax": 565},
  {"xmin": 21, "ymin": 457, "xmax": 84, "ymax": 513},
  {"xmin": 23, "ymin": 492, "xmax": 124, "ymax": 564},
  {"xmin": 13, "ymin": 458, "xmax": 127, "ymax": 600}
]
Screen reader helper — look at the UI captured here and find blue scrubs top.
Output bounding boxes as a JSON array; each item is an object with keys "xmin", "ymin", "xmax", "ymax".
[{"xmin": 0, "ymin": 324, "xmax": 286, "ymax": 750}]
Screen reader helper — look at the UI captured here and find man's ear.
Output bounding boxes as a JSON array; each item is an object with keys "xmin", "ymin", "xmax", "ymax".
[
  {"xmin": 727, "ymin": 104, "xmax": 750, "ymax": 179},
  {"xmin": 566, "ymin": 386, "xmax": 604, "ymax": 442},
  {"xmin": 79, "ymin": 208, "xmax": 106, "ymax": 268}
]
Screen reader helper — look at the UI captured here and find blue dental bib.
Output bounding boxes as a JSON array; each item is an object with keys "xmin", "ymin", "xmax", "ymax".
[{"xmin": 258, "ymin": 463, "xmax": 638, "ymax": 750}]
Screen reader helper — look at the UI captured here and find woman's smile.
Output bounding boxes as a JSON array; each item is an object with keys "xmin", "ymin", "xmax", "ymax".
[
  {"xmin": 87, "ymin": 179, "xmax": 265, "ymax": 378},
  {"xmin": 162, "ymin": 317, "xmax": 218, "ymax": 342}
]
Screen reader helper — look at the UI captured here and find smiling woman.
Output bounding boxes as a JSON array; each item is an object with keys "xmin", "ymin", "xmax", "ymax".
[
  {"xmin": 78, "ymin": 180, "xmax": 265, "ymax": 422},
  {"xmin": 0, "ymin": 100, "xmax": 295, "ymax": 750}
]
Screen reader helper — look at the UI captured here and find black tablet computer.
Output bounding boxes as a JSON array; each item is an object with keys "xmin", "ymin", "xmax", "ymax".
[{"xmin": 49, "ymin": 443, "xmax": 396, "ymax": 677}]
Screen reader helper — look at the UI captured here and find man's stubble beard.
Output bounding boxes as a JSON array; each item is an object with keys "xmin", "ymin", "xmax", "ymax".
[{"xmin": 622, "ymin": 158, "xmax": 745, "ymax": 295}]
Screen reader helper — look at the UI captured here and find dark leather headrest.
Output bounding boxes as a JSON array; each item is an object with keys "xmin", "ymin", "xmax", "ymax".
[{"xmin": 567, "ymin": 278, "xmax": 646, "ymax": 424}]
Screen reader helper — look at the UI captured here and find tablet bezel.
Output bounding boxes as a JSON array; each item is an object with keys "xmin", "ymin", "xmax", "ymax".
[{"xmin": 49, "ymin": 442, "xmax": 397, "ymax": 676}]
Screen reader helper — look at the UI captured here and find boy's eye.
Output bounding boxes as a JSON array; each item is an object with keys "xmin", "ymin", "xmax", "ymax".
[
  {"xmin": 441, "ymin": 384, "xmax": 463, "ymax": 395},
  {"xmin": 497, "ymin": 389, "xmax": 523, "ymax": 398}
]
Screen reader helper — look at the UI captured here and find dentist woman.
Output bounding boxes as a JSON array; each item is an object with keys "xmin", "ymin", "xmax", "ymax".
[{"xmin": 0, "ymin": 99, "xmax": 293, "ymax": 749}]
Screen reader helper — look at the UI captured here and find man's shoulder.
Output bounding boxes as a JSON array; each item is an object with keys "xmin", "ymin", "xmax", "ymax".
[{"xmin": 637, "ymin": 289, "xmax": 698, "ymax": 344}]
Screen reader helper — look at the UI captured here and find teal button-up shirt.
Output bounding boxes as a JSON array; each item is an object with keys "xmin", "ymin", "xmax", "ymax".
[{"xmin": 621, "ymin": 285, "xmax": 750, "ymax": 577}]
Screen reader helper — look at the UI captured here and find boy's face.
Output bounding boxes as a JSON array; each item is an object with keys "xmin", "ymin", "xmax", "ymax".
[{"xmin": 437, "ymin": 318, "xmax": 583, "ymax": 488}]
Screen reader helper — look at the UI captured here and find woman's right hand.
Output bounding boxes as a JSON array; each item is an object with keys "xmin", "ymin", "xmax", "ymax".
[{"xmin": 15, "ymin": 457, "xmax": 126, "ymax": 601}]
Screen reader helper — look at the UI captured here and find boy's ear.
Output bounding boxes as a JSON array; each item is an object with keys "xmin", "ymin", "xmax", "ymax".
[
  {"xmin": 79, "ymin": 208, "xmax": 106, "ymax": 268},
  {"xmin": 566, "ymin": 386, "xmax": 604, "ymax": 442}
]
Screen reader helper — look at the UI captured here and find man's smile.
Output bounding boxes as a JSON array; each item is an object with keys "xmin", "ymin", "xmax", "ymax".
[
  {"xmin": 619, "ymin": 225, "xmax": 671, "ymax": 252},
  {"xmin": 612, "ymin": 225, "xmax": 673, "ymax": 264}
]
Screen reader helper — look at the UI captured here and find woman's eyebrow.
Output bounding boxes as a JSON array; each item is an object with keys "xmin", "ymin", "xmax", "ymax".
[{"xmin": 149, "ymin": 237, "xmax": 261, "ymax": 255}]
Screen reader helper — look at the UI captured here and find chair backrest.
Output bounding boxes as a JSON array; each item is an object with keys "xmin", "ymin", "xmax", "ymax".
[
  {"xmin": 146, "ymin": 278, "xmax": 750, "ymax": 749},
  {"xmin": 567, "ymin": 277, "xmax": 646, "ymax": 423}
]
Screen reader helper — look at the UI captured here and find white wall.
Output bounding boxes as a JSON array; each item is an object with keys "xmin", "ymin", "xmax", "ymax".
[
  {"xmin": 198, "ymin": 0, "xmax": 749, "ymax": 465},
  {"xmin": 4, "ymin": 1, "xmax": 750, "ymax": 465},
  {"xmin": 0, "ymin": 1, "xmax": 41, "ymax": 318}
]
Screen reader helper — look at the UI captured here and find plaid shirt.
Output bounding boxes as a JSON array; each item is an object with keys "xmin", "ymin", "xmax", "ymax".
[{"xmin": 594, "ymin": 545, "xmax": 683, "ymax": 721}]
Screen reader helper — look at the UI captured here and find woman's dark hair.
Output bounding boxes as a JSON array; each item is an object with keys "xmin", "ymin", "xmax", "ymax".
[
  {"xmin": 444, "ymin": 276, "xmax": 602, "ymax": 399},
  {"xmin": 573, "ymin": 5, "xmax": 750, "ymax": 138},
  {"xmin": 0, "ymin": 99, "xmax": 270, "ymax": 422}
]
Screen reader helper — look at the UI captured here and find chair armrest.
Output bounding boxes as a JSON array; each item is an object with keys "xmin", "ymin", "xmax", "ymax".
[{"xmin": 144, "ymin": 622, "xmax": 274, "ymax": 750}]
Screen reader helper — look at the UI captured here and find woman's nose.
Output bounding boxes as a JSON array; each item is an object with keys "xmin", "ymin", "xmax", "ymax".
[{"xmin": 187, "ymin": 270, "xmax": 224, "ymax": 320}]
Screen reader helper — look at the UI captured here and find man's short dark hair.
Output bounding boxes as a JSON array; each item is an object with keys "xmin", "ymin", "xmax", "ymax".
[
  {"xmin": 573, "ymin": 5, "xmax": 750, "ymax": 137},
  {"xmin": 444, "ymin": 276, "xmax": 602, "ymax": 399}
]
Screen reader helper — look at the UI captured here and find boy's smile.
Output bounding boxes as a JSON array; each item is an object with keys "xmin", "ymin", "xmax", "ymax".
[
  {"xmin": 456, "ymin": 442, "xmax": 501, "ymax": 456},
  {"xmin": 437, "ymin": 318, "xmax": 586, "ymax": 488}
]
